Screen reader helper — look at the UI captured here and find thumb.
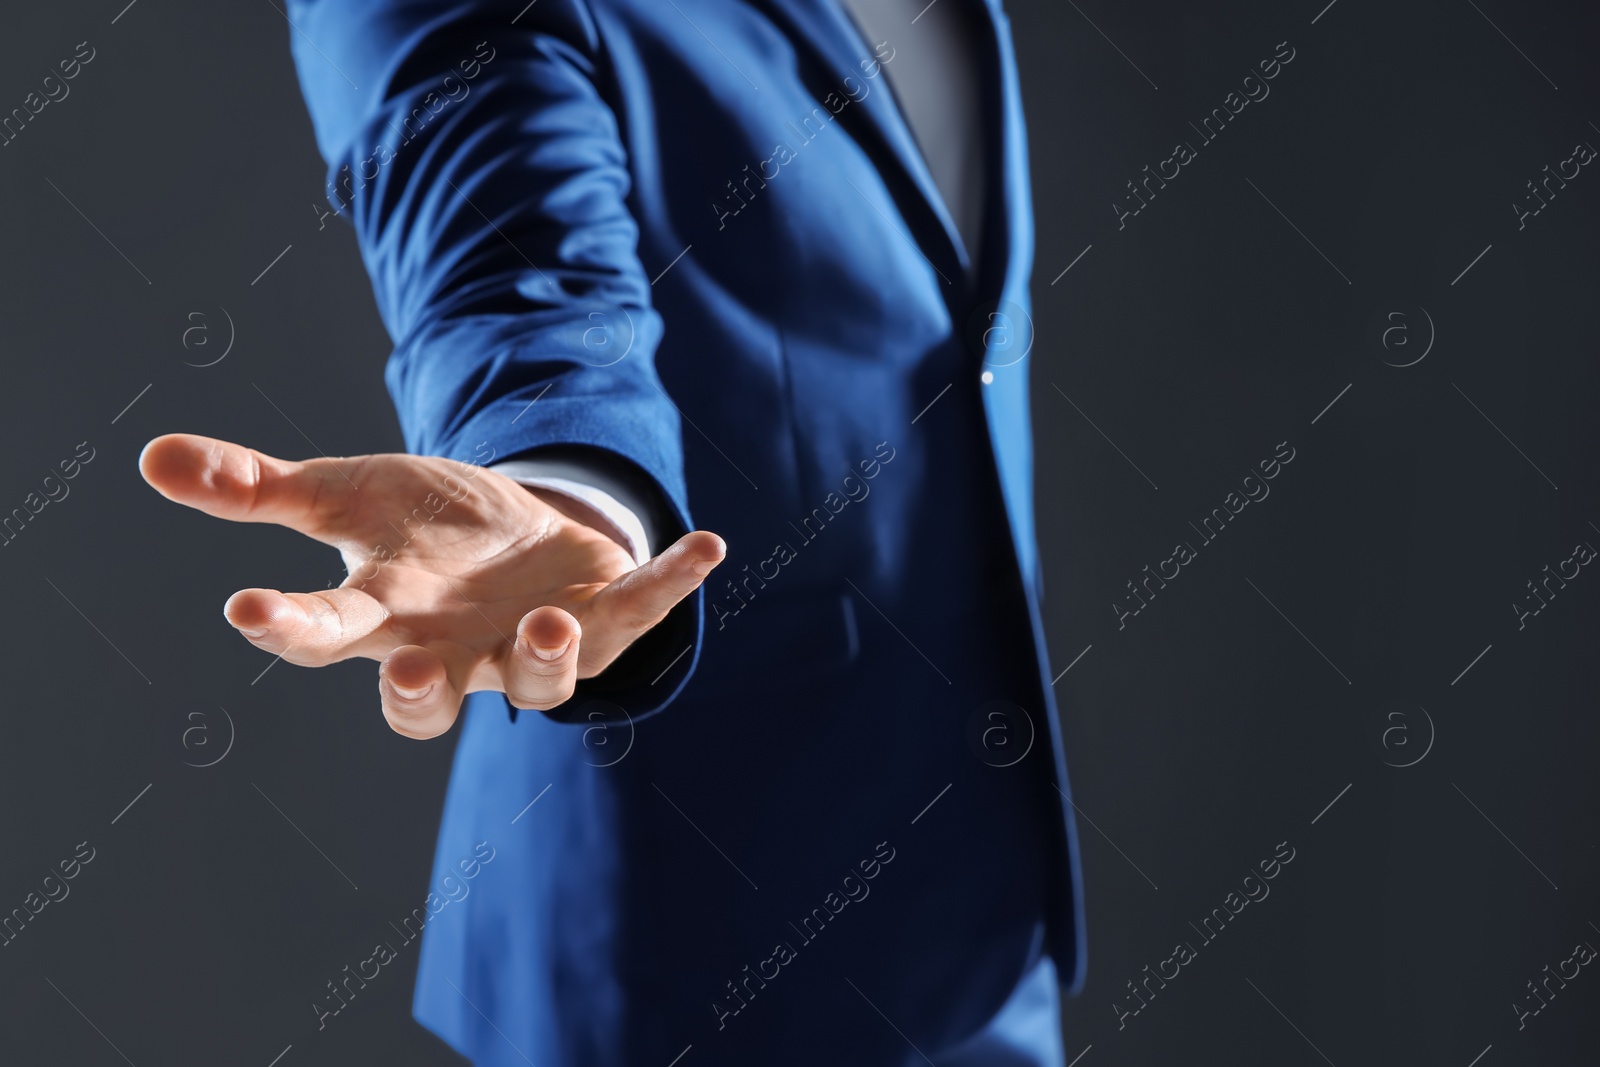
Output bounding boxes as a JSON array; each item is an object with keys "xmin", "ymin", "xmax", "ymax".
[{"xmin": 577, "ymin": 530, "xmax": 725, "ymax": 674}]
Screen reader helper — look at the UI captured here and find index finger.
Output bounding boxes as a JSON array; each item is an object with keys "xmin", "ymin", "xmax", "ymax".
[{"xmin": 139, "ymin": 433, "xmax": 357, "ymax": 542}]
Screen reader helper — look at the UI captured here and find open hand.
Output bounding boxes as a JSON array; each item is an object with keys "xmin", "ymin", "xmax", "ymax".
[{"xmin": 139, "ymin": 434, "xmax": 724, "ymax": 738}]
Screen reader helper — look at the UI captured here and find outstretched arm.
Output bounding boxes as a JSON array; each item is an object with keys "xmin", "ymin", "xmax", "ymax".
[{"xmin": 139, "ymin": 0, "xmax": 725, "ymax": 735}]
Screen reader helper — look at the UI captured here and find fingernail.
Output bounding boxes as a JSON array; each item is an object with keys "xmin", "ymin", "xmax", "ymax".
[
  {"xmin": 532, "ymin": 639, "xmax": 570, "ymax": 662},
  {"xmin": 391, "ymin": 682, "xmax": 432, "ymax": 701},
  {"xmin": 691, "ymin": 557, "xmax": 720, "ymax": 577},
  {"xmin": 236, "ymin": 626, "xmax": 267, "ymax": 638}
]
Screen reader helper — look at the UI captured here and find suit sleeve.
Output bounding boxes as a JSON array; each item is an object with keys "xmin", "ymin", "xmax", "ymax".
[{"xmin": 284, "ymin": 0, "xmax": 701, "ymax": 723}]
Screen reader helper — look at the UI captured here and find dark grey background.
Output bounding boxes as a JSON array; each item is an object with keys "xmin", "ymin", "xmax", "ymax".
[{"xmin": 0, "ymin": 1, "xmax": 1595, "ymax": 1064}]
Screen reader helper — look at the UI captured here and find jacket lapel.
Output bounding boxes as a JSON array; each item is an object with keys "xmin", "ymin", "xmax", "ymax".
[{"xmin": 987, "ymin": 0, "xmax": 1029, "ymax": 311}]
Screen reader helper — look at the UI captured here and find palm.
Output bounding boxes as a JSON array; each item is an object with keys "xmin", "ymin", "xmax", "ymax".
[
  {"xmin": 140, "ymin": 435, "xmax": 723, "ymax": 737},
  {"xmin": 315, "ymin": 452, "xmax": 635, "ymax": 676}
]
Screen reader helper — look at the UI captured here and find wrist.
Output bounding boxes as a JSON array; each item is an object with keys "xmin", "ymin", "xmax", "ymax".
[{"xmin": 524, "ymin": 486, "xmax": 640, "ymax": 565}]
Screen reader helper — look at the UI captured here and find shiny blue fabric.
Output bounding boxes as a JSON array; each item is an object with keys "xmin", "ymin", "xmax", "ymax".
[{"xmin": 286, "ymin": 1, "xmax": 1086, "ymax": 1062}]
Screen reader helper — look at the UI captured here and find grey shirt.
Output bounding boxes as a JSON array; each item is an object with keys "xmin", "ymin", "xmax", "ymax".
[{"xmin": 838, "ymin": 0, "xmax": 986, "ymax": 277}]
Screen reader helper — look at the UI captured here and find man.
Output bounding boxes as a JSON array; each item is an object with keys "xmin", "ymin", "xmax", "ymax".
[{"xmin": 138, "ymin": 0, "xmax": 1087, "ymax": 1061}]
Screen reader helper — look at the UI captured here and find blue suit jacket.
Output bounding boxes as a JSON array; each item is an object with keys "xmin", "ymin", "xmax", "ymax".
[{"xmin": 288, "ymin": 1, "xmax": 1087, "ymax": 1062}]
